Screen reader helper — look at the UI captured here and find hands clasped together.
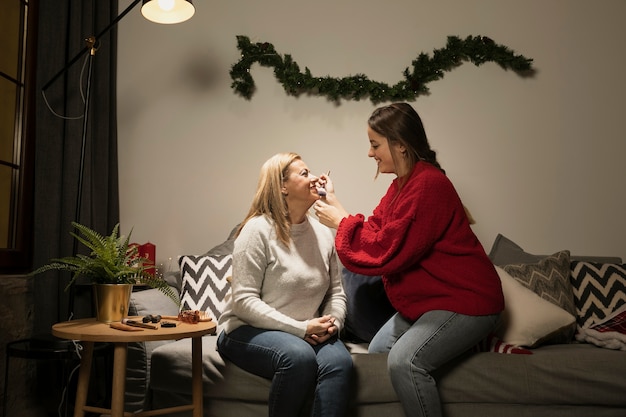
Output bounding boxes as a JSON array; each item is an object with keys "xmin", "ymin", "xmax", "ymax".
[{"xmin": 305, "ymin": 315, "xmax": 338, "ymax": 345}]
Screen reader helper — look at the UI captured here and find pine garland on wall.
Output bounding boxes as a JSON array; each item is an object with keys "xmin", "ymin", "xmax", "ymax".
[{"xmin": 230, "ymin": 35, "xmax": 535, "ymax": 104}]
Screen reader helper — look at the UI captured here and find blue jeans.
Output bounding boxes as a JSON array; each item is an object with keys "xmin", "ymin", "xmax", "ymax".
[
  {"xmin": 369, "ymin": 310, "xmax": 499, "ymax": 417},
  {"xmin": 217, "ymin": 326, "xmax": 353, "ymax": 417}
]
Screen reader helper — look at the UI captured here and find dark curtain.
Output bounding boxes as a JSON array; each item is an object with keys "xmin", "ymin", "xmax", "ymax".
[{"xmin": 33, "ymin": 0, "xmax": 120, "ymax": 334}]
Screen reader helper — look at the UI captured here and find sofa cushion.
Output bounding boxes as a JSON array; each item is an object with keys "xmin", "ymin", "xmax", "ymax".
[
  {"xmin": 494, "ymin": 267, "xmax": 575, "ymax": 348},
  {"xmin": 163, "ymin": 225, "xmax": 238, "ymax": 297},
  {"xmin": 435, "ymin": 343, "xmax": 626, "ymax": 407},
  {"xmin": 502, "ymin": 250, "xmax": 577, "ymax": 317},
  {"xmin": 341, "ymin": 268, "xmax": 395, "ymax": 343},
  {"xmin": 149, "ymin": 336, "xmax": 399, "ymax": 405},
  {"xmin": 488, "ymin": 234, "xmax": 622, "ymax": 265},
  {"xmin": 148, "ymin": 336, "xmax": 626, "ymax": 412},
  {"xmin": 179, "ymin": 254, "xmax": 232, "ymax": 321},
  {"xmin": 204, "ymin": 231, "xmax": 237, "ymax": 256},
  {"xmin": 501, "ymin": 250, "xmax": 577, "ymax": 344},
  {"xmin": 489, "ymin": 234, "xmax": 547, "ymax": 265},
  {"xmin": 570, "ymin": 261, "xmax": 626, "ymax": 329}
]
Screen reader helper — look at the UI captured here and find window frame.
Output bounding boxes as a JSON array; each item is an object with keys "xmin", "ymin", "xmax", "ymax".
[{"xmin": 0, "ymin": 0, "xmax": 37, "ymax": 273}]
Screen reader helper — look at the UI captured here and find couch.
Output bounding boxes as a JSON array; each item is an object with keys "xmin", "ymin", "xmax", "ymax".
[{"xmin": 125, "ymin": 232, "xmax": 626, "ymax": 417}]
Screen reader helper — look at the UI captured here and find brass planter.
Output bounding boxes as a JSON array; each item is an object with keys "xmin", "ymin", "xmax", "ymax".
[{"xmin": 93, "ymin": 283, "xmax": 133, "ymax": 323}]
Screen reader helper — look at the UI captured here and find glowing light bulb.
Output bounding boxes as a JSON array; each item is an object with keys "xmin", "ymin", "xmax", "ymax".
[
  {"xmin": 142, "ymin": 0, "xmax": 195, "ymax": 24},
  {"xmin": 157, "ymin": 0, "xmax": 175, "ymax": 11}
]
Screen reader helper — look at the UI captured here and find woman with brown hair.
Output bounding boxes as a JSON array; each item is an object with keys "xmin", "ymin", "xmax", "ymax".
[{"xmin": 314, "ymin": 103, "xmax": 503, "ymax": 417}]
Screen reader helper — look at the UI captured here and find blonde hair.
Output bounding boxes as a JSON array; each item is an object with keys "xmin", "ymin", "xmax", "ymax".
[{"xmin": 237, "ymin": 152, "xmax": 301, "ymax": 246}]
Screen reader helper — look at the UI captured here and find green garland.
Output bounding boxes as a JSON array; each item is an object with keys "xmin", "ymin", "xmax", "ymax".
[{"xmin": 230, "ymin": 35, "xmax": 535, "ymax": 104}]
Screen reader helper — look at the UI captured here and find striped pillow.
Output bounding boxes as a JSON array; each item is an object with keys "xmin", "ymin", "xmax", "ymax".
[
  {"xmin": 570, "ymin": 262, "xmax": 626, "ymax": 329},
  {"xmin": 179, "ymin": 254, "xmax": 232, "ymax": 321}
]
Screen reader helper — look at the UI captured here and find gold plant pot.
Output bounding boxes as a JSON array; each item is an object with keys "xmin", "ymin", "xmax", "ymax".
[{"xmin": 93, "ymin": 283, "xmax": 133, "ymax": 323}]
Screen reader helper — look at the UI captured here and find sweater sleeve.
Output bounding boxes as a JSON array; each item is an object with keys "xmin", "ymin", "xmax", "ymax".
[
  {"xmin": 336, "ymin": 166, "xmax": 462, "ymax": 276},
  {"xmin": 319, "ymin": 245, "xmax": 347, "ymax": 332},
  {"xmin": 230, "ymin": 220, "xmax": 309, "ymax": 337}
]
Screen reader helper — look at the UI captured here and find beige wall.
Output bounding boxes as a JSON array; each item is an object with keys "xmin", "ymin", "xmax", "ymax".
[{"xmin": 117, "ymin": 0, "xmax": 626, "ymax": 269}]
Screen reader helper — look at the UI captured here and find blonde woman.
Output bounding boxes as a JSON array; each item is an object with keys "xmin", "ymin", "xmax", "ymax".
[{"xmin": 217, "ymin": 152, "xmax": 352, "ymax": 417}]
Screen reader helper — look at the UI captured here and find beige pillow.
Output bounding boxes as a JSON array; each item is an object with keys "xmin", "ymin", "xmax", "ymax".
[{"xmin": 494, "ymin": 266, "xmax": 576, "ymax": 348}]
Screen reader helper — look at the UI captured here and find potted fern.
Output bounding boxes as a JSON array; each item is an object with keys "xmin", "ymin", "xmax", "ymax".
[{"xmin": 32, "ymin": 222, "xmax": 179, "ymax": 322}]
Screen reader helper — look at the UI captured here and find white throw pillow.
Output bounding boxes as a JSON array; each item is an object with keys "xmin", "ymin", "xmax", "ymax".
[
  {"xmin": 179, "ymin": 254, "xmax": 232, "ymax": 321},
  {"xmin": 494, "ymin": 266, "xmax": 575, "ymax": 348}
]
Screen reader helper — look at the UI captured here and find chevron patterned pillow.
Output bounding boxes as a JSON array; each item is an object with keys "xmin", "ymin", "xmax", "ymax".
[
  {"xmin": 503, "ymin": 250, "xmax": 576, "ymax": 317},
  {"xmin": 179, "ymin": 254, "xmax": 232, "ymax": 321},
  {"xmin": 503, "ymin": 251, "xmax": 577, "ymax": 344},
  {"xmin": 570, "ymin": 262, "xmax": 626, "ymax": 329},
  {"xmin": 494, "ymin": 266, "xmax": 575, "ymax": 348}
]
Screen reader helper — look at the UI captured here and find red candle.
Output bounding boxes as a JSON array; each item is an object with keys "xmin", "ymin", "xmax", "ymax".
[{"xmin": 139, "ymin": 242, "xmax": 156, "ymax": 276}]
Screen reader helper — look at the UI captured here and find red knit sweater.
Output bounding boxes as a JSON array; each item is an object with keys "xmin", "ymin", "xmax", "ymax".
[{"xmin": 336, "ymin": 162, "xmax": 504, "ymax": 321}]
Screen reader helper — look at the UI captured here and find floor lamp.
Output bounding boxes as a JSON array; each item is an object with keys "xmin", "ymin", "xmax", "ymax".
[
  {"xmin": 3, "ymin": 3, "xmax": 195, "ymax": 417},
  {"xmin": 41, "ymin": 0, "xmax": 195, "ymax": 322}
]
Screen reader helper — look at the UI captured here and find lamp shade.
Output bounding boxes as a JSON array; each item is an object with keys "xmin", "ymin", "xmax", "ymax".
[{"xmin": 141, "ymin": 0, "xmax": 195, "ymax": 24}]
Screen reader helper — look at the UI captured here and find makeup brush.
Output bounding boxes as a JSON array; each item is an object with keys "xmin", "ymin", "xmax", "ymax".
[{"xmin": 317, "ymin": 170, "xmax": 330, "ymax": 197}]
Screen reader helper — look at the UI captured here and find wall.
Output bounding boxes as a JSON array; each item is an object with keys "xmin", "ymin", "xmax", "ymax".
[{"xmin": 117, "ymin": 0, "xmax": 626, "ymax": 269}]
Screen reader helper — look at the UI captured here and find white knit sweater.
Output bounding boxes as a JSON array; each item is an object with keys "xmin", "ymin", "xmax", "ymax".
[{"xmin": 218, "ymin": 214, "xmax": 346, "ymax": 338}]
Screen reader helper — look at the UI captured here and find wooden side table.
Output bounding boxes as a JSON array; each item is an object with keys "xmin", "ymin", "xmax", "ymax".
[{"xmin": 52, "ymin": 317, "xmax": 217, "ymax": 417}]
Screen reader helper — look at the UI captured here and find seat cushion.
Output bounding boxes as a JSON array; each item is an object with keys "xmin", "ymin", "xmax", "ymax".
[
  {"xmin": 436, "ymin": 343, "xmax": 626, "ymax": 407},
  {"xmin": 149, "ymin": 336, "xmax": 626, "ymax": 409},
  {"xmin": 149, "ymin": 335, "xmax": 399, "ymax": 404}
]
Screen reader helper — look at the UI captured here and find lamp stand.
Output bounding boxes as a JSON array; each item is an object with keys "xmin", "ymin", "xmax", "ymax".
[
  {"xmin": 43, "ymin": 0, "xmax": 143, "ymax": 322},
  {"xmin": 65, "ymin": 36, "xmax": 96, "ymax": 320}
]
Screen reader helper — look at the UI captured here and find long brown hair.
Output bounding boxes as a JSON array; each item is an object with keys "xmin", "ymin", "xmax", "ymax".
[
  {"xmin": 369, "ymin": 104, "xmax": 476, "ymax": 224},
  {"xmin": 368, "ymin": 103, "xmax": 445, "ymax": 181},
  {"xmin": 237, "ymin": 152, "xmax": 301, "ymax": 246}
]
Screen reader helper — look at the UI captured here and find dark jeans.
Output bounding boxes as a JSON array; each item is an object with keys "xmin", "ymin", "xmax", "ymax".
[{"xmin": 217, "ymin": 326, "xmax": 353, "ymax": 417}]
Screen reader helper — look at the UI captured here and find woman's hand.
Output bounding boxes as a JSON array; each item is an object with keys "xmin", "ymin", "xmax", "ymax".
[
  {"xmin": 317, "ymin": 172, "xmax": 334, "ymax": 194},
  {"xmin": 314, "ymin": 198, "xmax": 348, "ymax": 229},
  {"xmin": 304, "ymin": 315, "xmax": 338, "ymax": 345},
  {"xmin": 314, "ymin": 176, "xmax": 349, "ymax": 229}
]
